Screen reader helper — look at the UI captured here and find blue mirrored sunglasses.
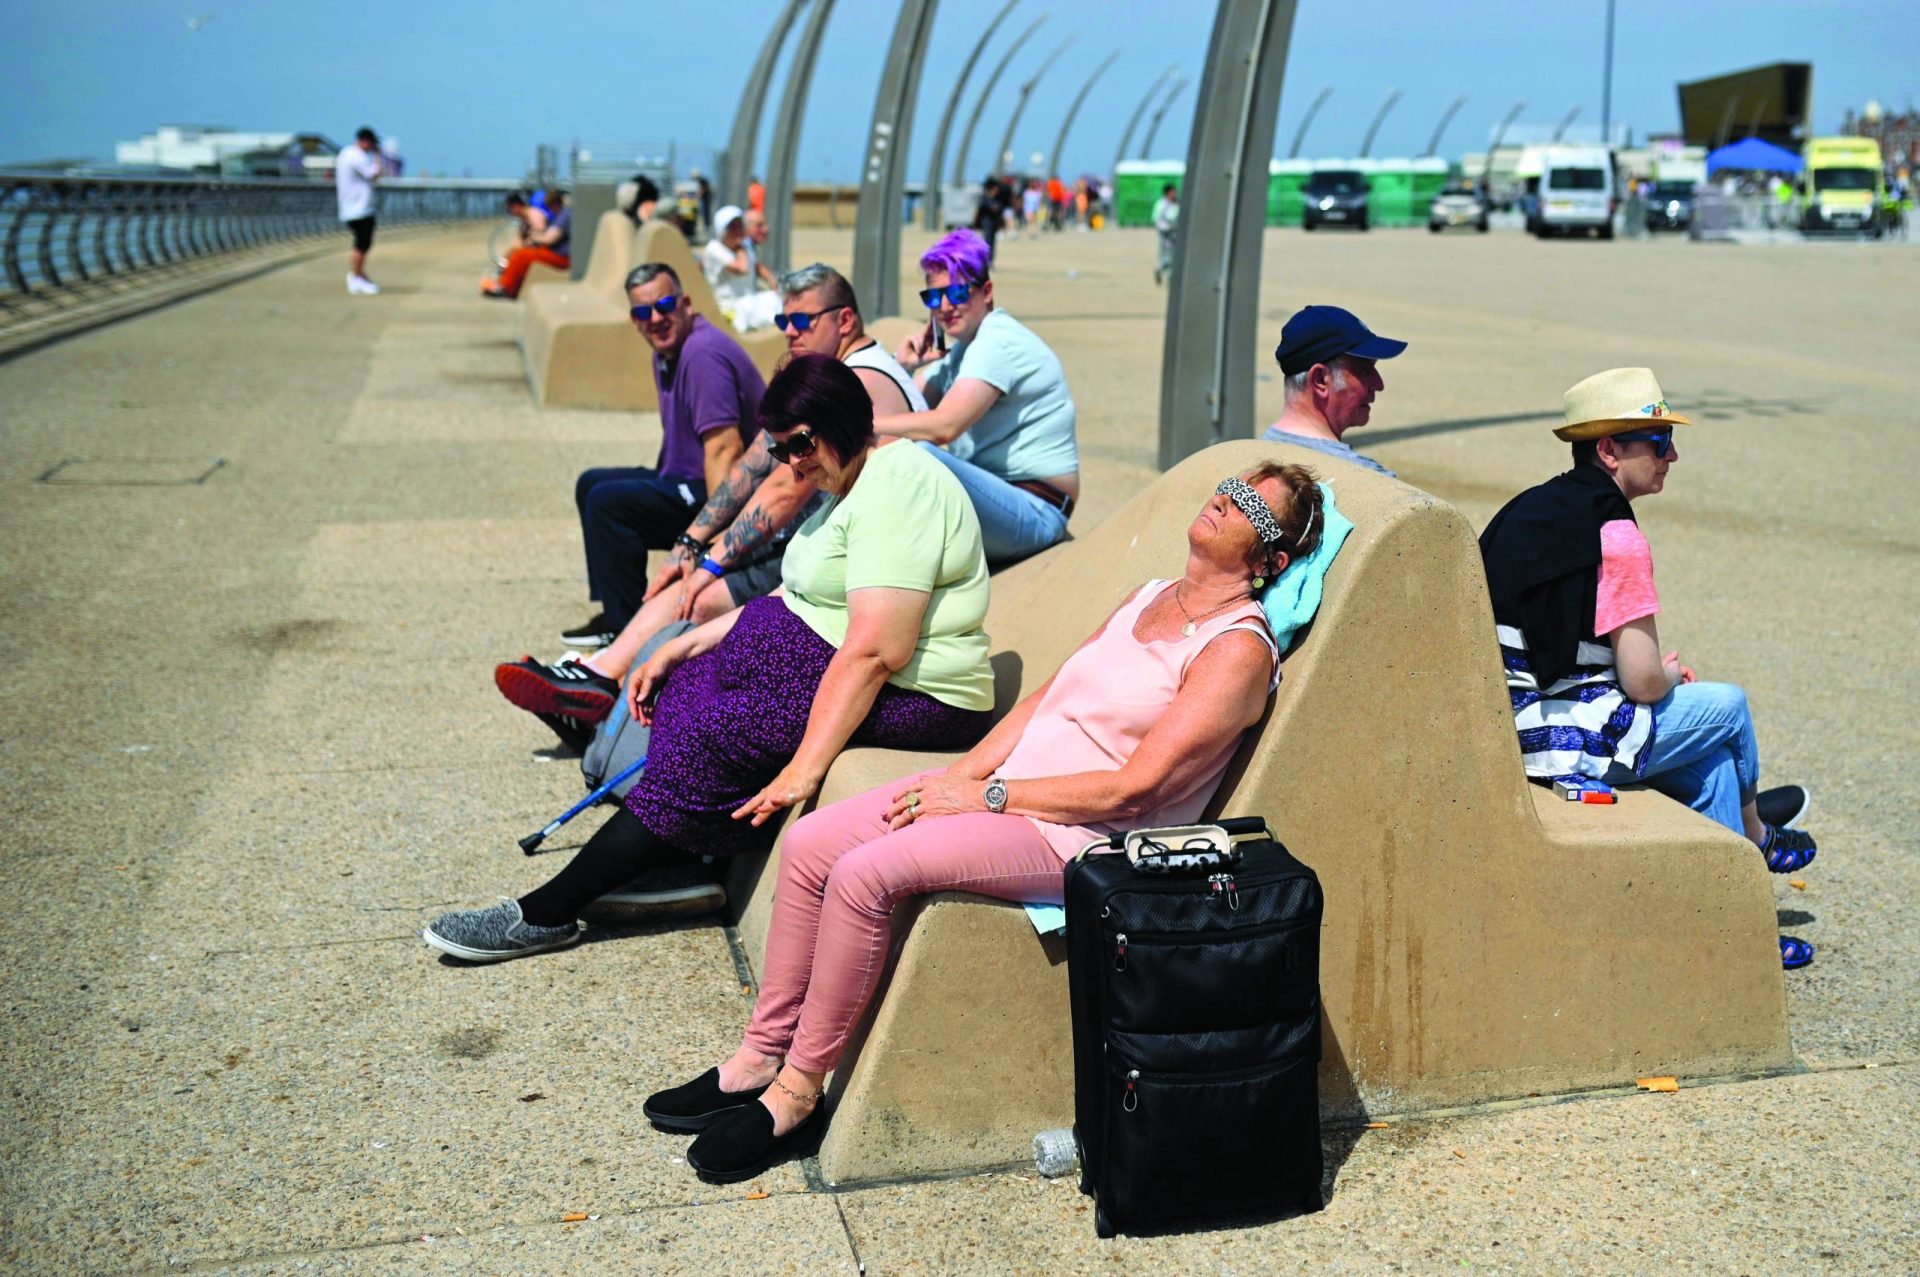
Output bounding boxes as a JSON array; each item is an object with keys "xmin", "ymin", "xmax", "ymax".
[
  {"xmin": 918, "ymin": 281, "xmax": 975, "ymax": 309},
  {"xmin": 630, "ymin": 293, "xmax": 681, "ymax": 322},
  {"xmin": 774, "ymin": 304, "xmax": 848, "ymax": 334},
  {"xmin": 1612, "ymin": 429, "xmax": 1675, "ymax": 460}
]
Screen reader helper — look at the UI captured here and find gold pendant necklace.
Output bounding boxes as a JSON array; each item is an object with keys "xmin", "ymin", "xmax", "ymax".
[{"xmin": 1173, "ymin": 581, "xmax": 1247, "ymax": 637}]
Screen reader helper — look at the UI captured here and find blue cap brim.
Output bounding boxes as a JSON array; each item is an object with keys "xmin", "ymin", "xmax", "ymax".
[{"xmin": 1349, "ymin": 334, "xmax": 1407, "ymax": 361}]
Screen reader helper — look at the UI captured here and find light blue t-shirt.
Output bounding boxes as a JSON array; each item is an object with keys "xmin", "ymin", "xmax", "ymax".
[
  {"xmin": 1257, "ymin": 425, "xmax": 1396, "ymax": 478},
  {"xmin": 923, "ymin": 309, "xmax": 1078, "ymax": 480}
]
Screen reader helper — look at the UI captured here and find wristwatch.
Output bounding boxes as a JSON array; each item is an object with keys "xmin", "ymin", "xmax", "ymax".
[{"xmin": 984, "ymin": 777, "xmax": 1008, "ymax": 814}]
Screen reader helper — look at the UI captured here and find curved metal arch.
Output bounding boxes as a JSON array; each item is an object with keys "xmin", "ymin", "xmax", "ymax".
[
  {"xmin": 852, "ymin": 0, "xmax": 940, "ymax": 316},
  {"xmin": 1358, "ymin": 88, "xmax": 1402, "ymax": 158},
  {"xmin": 952, "ymin": 14, "xmax": 1048, "ymax": 185},
  {"xmin": 1046, "ymin": 50, "xmax": 1121, "ymax": 178},
  {"xmin": 1424, "ymin": 94, "xmax": 1467, "ymax": 157},
  {"xmin": 923, "ymin": 0, "xmax": 1022, "ymax": 230},
  {"xmin": 722, "ymin": 0, "xmax": 809, "ymax": 208},
  {"xmin": 1139, "ymin": 74, "xmax": 1189, "ymax": 158},
  {"xmin": 994, "ymin": 37, "xmax": 1075, "ymax": 173},
  {"xmin": 1286, "ymin": 84, "xmax": 1332, "ymax": 158},
  {"xmin": 763, "ymin": 0, "xmax": 838, "ymax": 275},
  {"xmin": 1113, "ymin": 65, "xmax": 1179, "ymax": 180}
]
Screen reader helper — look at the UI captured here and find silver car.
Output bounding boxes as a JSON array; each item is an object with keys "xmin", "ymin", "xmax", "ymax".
[{"xmin": 1428, "ymin": 181, "xmax": 1489, "ymax": 233}]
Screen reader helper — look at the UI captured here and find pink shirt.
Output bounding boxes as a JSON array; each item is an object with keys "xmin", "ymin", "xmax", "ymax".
[
  {"xmin": 997, "ymin": 580, "xmax": 1279, "ymax": 862},
  {"xmin": 1594, "ymin": 519, "xmax": 1660, "ymax": 637}
]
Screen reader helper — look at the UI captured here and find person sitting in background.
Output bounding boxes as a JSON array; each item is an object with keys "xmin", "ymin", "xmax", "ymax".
[
  {"xmin": 494, "ymin": 265, "xmax": 926, "ymax": 741},
  {"xmin": 1479, "ymin": 368, "xmax": 1821, "ymax": 970},
  {"xmin": 641, "ymin": 462, "xmax": 1327, "ymax": 1184},
  {"xmin": 884, "ymin": 229, "xmax": 1078, "ymax": 567},
  {"xmin": 1259, "ymin": 305, "xmax": 1406, "ymax": 478},
  {"xmin": 621, "ymin": 174, "xmax": 662, "ymax": 225},
  {"xmin": 425, "ymin": 356, "xmax": 996, "ymax": 959},
  {"xmin": 483, "ymin": 190, "xmax": 570, "ymax": 298},
  {"xmin": 561, "ymin": 263, "xmax": 760, "ymax": 651},
  {"xmin": 701, "ymin": 205, "xmax": 781, "ymax": 332}
]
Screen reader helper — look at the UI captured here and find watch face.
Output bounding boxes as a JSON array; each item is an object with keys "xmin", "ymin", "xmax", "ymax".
[{"xmin": 986, "ymin": 780, "xmax": 1008, "ymax": 812}]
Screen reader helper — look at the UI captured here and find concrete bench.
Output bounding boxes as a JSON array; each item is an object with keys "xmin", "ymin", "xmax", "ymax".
[
  {"xmin": 726, "ymin": 439, "xmax": 1792, "ymax": 1185},
  {"xmin": 519, "ymin": 216, "xmax": 787, "ymax": 411}
]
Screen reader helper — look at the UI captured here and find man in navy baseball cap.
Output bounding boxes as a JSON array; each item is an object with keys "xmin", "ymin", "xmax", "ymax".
[{"xmin": 1260, "ymin": 304, "xmax": 1407, "ymax": 476}]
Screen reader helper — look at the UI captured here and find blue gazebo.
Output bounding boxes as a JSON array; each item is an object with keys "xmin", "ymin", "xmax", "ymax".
[{"xmin": 1706, "ymin": 137, "xmax": 1803, "ymax": 174}]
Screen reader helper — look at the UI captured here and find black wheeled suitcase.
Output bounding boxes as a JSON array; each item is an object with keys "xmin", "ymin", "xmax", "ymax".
[{"xmin": 1065, "ymin": 817, "xmax": 1323, "ymax": 1237}]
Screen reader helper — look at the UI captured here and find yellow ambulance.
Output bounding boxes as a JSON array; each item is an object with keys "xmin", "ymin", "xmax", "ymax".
[{"xmin": 1801, "ymin": 137, "xmax": 1885, "ymax": 236}]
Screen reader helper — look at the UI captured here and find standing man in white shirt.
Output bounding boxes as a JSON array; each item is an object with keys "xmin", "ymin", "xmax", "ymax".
[{"xmin": 336, "ymin": 127, "xmax": 383, "ymax": 295}]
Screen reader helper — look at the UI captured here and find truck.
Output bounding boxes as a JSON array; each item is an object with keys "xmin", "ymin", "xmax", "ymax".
[{"xmin": 1800, "ymin": 136, "xmax": 1885, "ymax": 236}]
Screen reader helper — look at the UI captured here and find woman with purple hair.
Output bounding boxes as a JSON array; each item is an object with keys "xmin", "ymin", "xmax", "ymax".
[
  {"xmin": 423, "ymin": 356, "xmax": 995, "ymax": 962},
  {"xmin": 878, "ymin": 228, "xmax": 1080, "ymax": 567}
]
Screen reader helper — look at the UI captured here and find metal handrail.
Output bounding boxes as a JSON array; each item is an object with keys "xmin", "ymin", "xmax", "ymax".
[{"xmin": 0, "ymin": 173, "xmax": 516, "ymax": 304}]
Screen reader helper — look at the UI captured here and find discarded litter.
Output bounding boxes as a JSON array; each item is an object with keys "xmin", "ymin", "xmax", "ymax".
[
  {"xmin": 1636, "ymin": 1076, "xmax": 1679, "ymax": 1093},
  {"xmin": 1365, "ymin": 1121, "xmax": 1391, "ymax": 1130},
  {"xmin": 561, "ymin": 1211, "xmax": 588, "ymax": 1222},
  {"xmin": 1451, "ymin": 1149, "xmax": 1465, "ymax": 1159},
  {"xmin": 520, "ymin": 1092, "xmax": 546, "ymax": 1102},
  {"xmin": 746, "ymin": 1190, "xmax": 770, "ymax": 1200},
  {"xmin": 1789, "ymin": 879, "xmax": 1807, "ymax": 891}
]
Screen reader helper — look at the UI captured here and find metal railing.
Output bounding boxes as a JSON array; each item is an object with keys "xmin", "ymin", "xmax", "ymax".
[{"xmin": 0, "ymin": 173, "xmax": 516, "ymax": 303}]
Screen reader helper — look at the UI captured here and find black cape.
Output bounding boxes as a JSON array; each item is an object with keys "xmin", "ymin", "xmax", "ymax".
[{"xmin": 1478, "ymin": 465, "xmax": 1636, "ymax": 688}]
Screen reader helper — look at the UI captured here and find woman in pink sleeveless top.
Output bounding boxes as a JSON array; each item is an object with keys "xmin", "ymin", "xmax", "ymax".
[{"xmin": 647, "ymin": 462, "xmax": 1328, "ymax": 1183}]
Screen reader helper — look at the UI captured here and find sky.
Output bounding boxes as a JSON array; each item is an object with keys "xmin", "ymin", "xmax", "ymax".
[{"xmin": 2, "ymin": 0, "xmax": 1913, "ymax": 180}]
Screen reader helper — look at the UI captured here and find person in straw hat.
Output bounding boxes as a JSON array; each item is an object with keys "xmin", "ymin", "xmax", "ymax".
[{"xmin": 1478, "ymin": 368, "xmax": 1820, "ymax": 970}]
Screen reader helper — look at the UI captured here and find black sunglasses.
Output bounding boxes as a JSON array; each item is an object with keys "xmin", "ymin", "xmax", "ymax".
[
  {"xmin": 766, "ymin": 429, "xmax": 820, "ymax": 464},
  {"xmin": 629, "ymin": 293, "xmax": 682, "ymax": 322},
  {"xmin": 774, "ymin": 304, "xmax": 849, "ymax": 334},
  {"xmin": 1612, "ymin": 429, "xmax": 1675, "ymax": 460}
]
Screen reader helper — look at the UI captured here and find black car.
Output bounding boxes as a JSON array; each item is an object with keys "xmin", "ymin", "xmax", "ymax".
[
  {"xmin": 1303, "ymin": 169, "xmax": 1369, "ymax": 231},
  {"xmin": 1643, "ymin": 180, "xmax": 1696, "ymax": 232}
]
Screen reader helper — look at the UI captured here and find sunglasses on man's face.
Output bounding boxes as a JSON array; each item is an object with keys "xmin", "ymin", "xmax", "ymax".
[
  {"xmin": 630, "ymin": 293, "xmax": 681, "ymax": 322},
  {"xmin": 918, "ymin": 281, "xmax": 975, "ymax": 310},
  {"xmin": 766, "ymin": 429, "xmax": 820, "ymax": 464},
  {"xmin": 774, "ymin": 304, "xmax": 848, "ymax": 334},
  {"xmin": 1612, "ymin": 429, "xmax": 1675, "ymax": 460}
]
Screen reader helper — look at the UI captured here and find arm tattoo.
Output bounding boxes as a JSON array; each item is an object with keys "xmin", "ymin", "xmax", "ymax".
[
  {"xmin": 686, "ymin": 431, "xmax": 776, "ymax": 541},
  {"xmin": 717, "ymin": 504, "xmax": 778, "ymax": 566}
]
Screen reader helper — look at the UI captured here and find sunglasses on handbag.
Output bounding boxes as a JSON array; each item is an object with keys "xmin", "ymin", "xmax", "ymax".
[
  {"xmin": 773, "ymin": 304, "xmax": 849, "ymax": 334},
  {"xmin": 766, "ymin": 428, "xmax": 820, "ymax": 464},
  {"xmin": 1612, "ymin": 429, "xmax": 1674, "ymax": 460},
  {"xmin": 629, "ymin": 293, "xmax": 682, "ymax": 322}
]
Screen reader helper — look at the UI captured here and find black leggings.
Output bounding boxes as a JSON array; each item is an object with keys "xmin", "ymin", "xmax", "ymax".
[{"xmin": 518, "ymin": 808, "xmax": 698, "ymax": 927}]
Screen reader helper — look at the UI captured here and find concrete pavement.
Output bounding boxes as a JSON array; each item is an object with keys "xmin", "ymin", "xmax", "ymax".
[{"xmin": 0, "ymin": 225, "xmax": 1914, "ymax": 1273}]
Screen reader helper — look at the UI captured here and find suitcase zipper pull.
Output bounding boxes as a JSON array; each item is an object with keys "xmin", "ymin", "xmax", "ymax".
[
  {"xmin": 1124, "ymin": 1070, "xmax": 1139, "ymax": 1112},
  {"xmin": 1114, "ymin": 933, "xmax": 1128, "ymax": 971},
  {"xmin": 1208, "ymin": 871, "xmax": 1239, "ymax": 909},
  {"xmin": 1226, "ymin": 874, "xmax": 1240, "ymax": 911}
]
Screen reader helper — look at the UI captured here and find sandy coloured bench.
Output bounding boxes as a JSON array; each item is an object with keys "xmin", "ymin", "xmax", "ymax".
[
  {"xmin": 518, "ymin": 216, "xmax": 787, "ymax": 411},
  {"xmin": 722, "ymin": 439, "xmax": 1793, "ymax": 1185}
]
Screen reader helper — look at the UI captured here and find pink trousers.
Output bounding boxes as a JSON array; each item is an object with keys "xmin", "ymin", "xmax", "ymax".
[{"xmin": 742, "ymin": 769, "xmax": 1067, "ymax": 1074}]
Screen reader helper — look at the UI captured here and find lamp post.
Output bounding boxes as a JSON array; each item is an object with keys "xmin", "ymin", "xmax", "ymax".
[
  {"xmin": 720, "ymin": 0, "xmax": 808, "ymax": 207},
  {"xmin": 995, "ymin": 37, "xmax": 1076, "ymax": 173},
  {"xmin": 1551, "ymin": 104, "xmax": 1582, "ymax": 143},
  {"xmin": 763, "ymin": 0, "xmax": 838, "ymax": 275},
  {"xmin": 1047, "ymin": 51, "xmax": 1121, "ymax": 178},
  {"xmin": 922, "ymin": 0, "xmax": 1021, "ymax": 230},
  {"xmin": 1286, "ymin": 85, "xmax": 1333, "ymax": 159},
  {"xmin": 1482, "ymin": 99, "xmax": 1526, "ymax": 189},
  {"xmin": 952, "ymin": 15, "xmax": 1048, "ymax": 185},
  {"xmin": 1358, "ymin": 89, "xmax": 1402, "ymax": 158},
  {"xmin": 1424, "ymin": 94, "xmax": 1467, "ymax": 157},
  {"xmin": 1599, "ymin": 0, "xmax": 1616, "ymax": 144},
  {"xmin": 852, "ymin": 0, "xmax": 939, "ymax": 317},
  {"xmin": 1113, "ymin": 65, "xmax": 1179, "ymax": 182},
  {"xmin": 1139, "ymin": 75, "xmax": 1190, "ymax": 158}
]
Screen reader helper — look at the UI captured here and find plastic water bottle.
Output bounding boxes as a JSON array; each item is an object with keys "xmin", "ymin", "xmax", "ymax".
[{"xmin": 1032, "ymin": 1127, "xmax": 1078, "ymax": 1177}]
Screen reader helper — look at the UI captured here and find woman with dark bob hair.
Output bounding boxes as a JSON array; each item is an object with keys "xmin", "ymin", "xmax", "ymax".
[
  {"xmin": 425, "ymin": 355, "xmax": 996, "ymax": 961},
  {"xmin": 645, "ymin": 462, "xmax": 1326, "ymax": 1184}
]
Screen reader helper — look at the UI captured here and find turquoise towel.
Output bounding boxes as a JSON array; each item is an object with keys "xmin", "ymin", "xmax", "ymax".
[
  {"xmin": 1260, "ymin": 481, "xmax": 1352, "ymax": 653},
  {"xmin": 1022, "ymin": 487, "xmax": 1353, "ymax": 935}
]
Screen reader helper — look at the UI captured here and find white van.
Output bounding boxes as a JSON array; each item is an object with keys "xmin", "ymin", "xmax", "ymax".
[{"xmin": 1533, "ymin": 146, "xmax": 1617, "ymax": 239}]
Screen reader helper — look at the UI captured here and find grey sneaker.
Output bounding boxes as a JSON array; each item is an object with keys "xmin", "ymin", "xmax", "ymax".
[
  {"xmin": 578, "ymin": 867, "xmax": 726, "ymax": 927},
  {"xmin": 423, "ymin": 899, "xmax": 582, "ymax": 963}
]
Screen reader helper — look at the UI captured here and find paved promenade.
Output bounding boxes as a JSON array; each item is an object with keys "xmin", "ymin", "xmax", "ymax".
[{"xmin": 1, "ymin": 226, "xmax": 1915, "ymax": 1273}]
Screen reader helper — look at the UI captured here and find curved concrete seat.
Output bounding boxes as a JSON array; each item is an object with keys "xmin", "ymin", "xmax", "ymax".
[{"xmin": 731, "ymin": 439, "xmax": 1792, "ymax": 1185}]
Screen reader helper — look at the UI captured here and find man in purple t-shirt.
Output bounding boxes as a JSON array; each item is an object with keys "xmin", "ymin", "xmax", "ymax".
[{"xmin": 565, "ymin": 262, "xmax": 762, "ymax": 646}]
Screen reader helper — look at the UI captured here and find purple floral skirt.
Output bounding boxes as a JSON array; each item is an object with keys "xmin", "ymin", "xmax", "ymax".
[{"xmin": 624, "ymin": 596, "xmax": 993, "ymax": 859}]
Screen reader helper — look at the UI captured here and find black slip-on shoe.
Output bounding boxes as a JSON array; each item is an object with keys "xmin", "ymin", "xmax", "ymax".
[
  {"xmin": 685, "ymin": 1099, "xmax": 828, "ymax": 1183},
  {"xmin": 643, "ymin": 1068, "xmax": 772, "ymax": 1134},
  {"xmin": 560, "ymin": 612, "xmax": 616, "ymax": 649},
  {"xmin": 1756, "ymin": 784, "xmax": 1811, "ymax": 830}
]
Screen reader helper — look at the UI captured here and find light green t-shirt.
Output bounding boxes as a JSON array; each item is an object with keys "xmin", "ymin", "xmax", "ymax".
[{"xmin": 780, "ymin": 440, "xmax": 995, "ymax": 711}]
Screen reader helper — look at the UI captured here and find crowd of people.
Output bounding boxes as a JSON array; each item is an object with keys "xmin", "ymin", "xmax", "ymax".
[{"xmin": 412, "ymin": 208, "xmax": 1821, "ymax": 1183}]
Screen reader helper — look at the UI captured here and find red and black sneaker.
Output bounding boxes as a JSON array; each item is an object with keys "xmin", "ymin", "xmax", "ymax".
[{"xmin": 494, "ymin": 655, "xmax": 620, "ymax": 723}]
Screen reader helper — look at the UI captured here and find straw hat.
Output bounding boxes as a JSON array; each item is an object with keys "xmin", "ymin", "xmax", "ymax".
[{"xmin": 1554, "ymin": 367, "xmax": 1694, "ymax": 442}]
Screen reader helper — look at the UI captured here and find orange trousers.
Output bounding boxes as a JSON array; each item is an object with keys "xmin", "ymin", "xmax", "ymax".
[{"xmin": 497, "ymin": 245, "xmax": 570, "ymax": 296}]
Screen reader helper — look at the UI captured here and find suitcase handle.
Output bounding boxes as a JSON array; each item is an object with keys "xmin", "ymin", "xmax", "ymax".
[{"xmin": 1078, "ymin": 816, "xmax": 1274, "ymax": 857}]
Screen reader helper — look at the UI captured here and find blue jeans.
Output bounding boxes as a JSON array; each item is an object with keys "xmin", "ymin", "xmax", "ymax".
[
  {"xmin": 1606, "ymin": 681, "xmax": 1759, "ymax": 835},
  {"xmin": 917, "ymin": 443, "xmax": 1069, "ymax": 567}
]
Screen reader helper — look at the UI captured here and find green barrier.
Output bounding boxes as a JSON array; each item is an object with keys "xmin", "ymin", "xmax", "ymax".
[{"xmin": 1113, "ymin": 161, "xmax": 1185, "ymax": 228}]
